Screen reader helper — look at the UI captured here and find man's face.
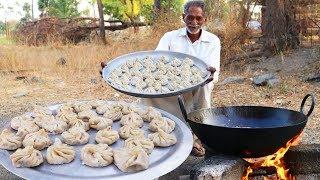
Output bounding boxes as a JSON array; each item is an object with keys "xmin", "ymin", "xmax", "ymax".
[{"xmin": 183, "ymin": 6, "xmax": 206, "ymax": 35}]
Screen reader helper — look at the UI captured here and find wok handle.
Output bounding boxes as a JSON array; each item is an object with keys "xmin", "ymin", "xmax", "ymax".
[
  {"xmin": 300, "ymin": 94, "xmax": 316, "ymax": 117},
  {"xmin": 178, "ymin": 95, "xmax": 188, "ymax": 121}
]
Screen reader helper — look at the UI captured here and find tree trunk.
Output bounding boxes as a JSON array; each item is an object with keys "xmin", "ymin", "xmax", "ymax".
[
  {"xmin": 97, "ymin": 0, "xmax": 106, "ymax": 44},
  {"xmin": 261, "ymin": 0, "xmax": 300, "ymax": 56},
  {"xmin": 153, "ymin": 0, "xmax": 161, "ymax": 19}
]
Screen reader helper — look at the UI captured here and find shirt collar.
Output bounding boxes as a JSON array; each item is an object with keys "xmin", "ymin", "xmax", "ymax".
[{"xmin": 178, "ymin": 27, "xmax": 211, "ymax": 43}]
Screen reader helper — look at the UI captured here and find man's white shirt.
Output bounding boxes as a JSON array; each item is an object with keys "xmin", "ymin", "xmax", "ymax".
[{"xmin": 141, "ymin": 27, "xmax": 221, "ymax": 120}]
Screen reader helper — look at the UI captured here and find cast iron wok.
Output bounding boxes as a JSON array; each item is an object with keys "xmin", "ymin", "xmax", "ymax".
[{"xmin": 178, "ymin": 94, "xmax": 316, "ymax": 158}]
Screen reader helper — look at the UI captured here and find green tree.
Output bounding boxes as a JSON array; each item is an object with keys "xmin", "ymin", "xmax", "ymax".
[
  {"xmin": 0, "ymin": 21, "xmax": 5, "ymax": 34},
  {"xmin": 38, "ymin": 0, "xmax": 80, "ymax": 18},
  {"xmin": 20, "ymin": 2, "xmax": 32, "ymax": 23}
]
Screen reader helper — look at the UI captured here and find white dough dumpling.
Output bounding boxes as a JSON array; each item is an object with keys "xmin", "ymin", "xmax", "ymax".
[
  {"xmin": 56, "ymin": 110, "xmax": 78, "ymax": 124},
  {"xmin": 46, "ymin": 138, "xmax": 75, "ymax": 165},
  {"xmin": 149, "ymin": 117, "xmax": 175, "ymax": 133},
  {"xmin": 73, "ymin": 102, "xmax": 92, "ymax": 113},
  {"xmin": 10, "ymin": 146, "xmax": 43, "ymax": 168},
  {"xmin": 139, "ymin": 107, "xmax": 162, "ymax": 122},
  {"xmin": 11, "ymin": 115, "xmax": 39, "ymax": 134},
  {"xmin": 148, "ymin": 129, "xmax": 177, "ymax": 147},
  {"xmin": 41, "ymin": 119, "xmax": 68, "ymax": 134},
  {"xmin": 113, "ymin": 147, "xmax": 149, "ymax": 172},
  {"xmin": 89, "ymin": 116, "xmax": 113, "ymax": 130},
  {"xmin": 22, "ymin": 129, "xmax": 52, "ymax": 150},
  {"xmin": 124, "ymin": 137, "xmax": 154, "ymax": 154},
  {"xmin": 61, "ymin": 127, "xmax": 90, "ymax": 145},
  {"xmin": 120, "ymin": 112, "xmax": 143, "ymax": 127},
  {"xmin": 95, "ymin": 127, "xmax": 119, "ymax": 145},
  {"xmin": 103, "ymin": 109, "xmax": 123, "ymax": 121},
  {"xmin": 81, "ymin": 144, "xmax": 113, "ymax": 167},
  {"xmin": 0, "ymin": 129, "xmax": 27, "ymax": 150},
  {"xmin": 77, "ymin": 109, "xmax": 97, "ymax": 121},
  {"xmin": 69, "ymin": 118, "xmax": 90, "ymax": 131},
  {"xmin": 119, "ymin": 125, "xmax": 144, "ymax": 139}
]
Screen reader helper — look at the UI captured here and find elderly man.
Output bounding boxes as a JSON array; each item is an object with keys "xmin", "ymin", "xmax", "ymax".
[
  {"xmin": 101, "ymin": 0, "xmax": 220, "ymax": 156},
  {"xmin": 141, "ymin": 0, "xmax": 221, "ymax": 156}
]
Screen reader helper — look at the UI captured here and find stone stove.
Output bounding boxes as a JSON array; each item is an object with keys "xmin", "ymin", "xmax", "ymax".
[{"xmin": 159, "ymin": 144, "xmax": 320, "ymax": 180}]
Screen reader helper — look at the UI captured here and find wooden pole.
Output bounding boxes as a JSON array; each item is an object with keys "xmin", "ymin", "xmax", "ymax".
[{"xmin": 97, "ymin": 0, "xmax": 106, "ymax": 44}]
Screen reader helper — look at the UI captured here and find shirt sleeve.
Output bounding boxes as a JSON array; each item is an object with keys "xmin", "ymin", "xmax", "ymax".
[
  {"xmin": 155, "ymin": 32, "xmax": 171, "ymax": 51},
  {"xmin": 211, "ymin": 38, "xmax": 221, "ymax": 83}
]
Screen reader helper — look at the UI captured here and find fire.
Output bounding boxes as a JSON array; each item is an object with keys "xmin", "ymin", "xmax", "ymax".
[{"xmin": 242, "ymin": 133, "xmax": 302, "ymax": 180}]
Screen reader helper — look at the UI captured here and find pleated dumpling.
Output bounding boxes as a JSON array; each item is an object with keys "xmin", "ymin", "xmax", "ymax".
[
  {"xmin": 73, "ymin": 102, "xmax": 92, "ymax": 113},
  {"xmin": 61, "ymin": 127, "xmax": 90, "ymax": 145},
  {"xmin": 88, "ymin": 99, "xmax": 106, "ymax": 109},
  {"xmin": 113, "ymin": 147, "xmax": 149, "ymax": 172},
  {"xmin": 32, "ymin": 105, "xmax": 52, "ymax": 118},
  {"xmin": 11, "ymin": 115, "xmax": 39, "ymax": 134},
  {"xmin": 103, "ymin": 109, "xmax": 123, "ymax": 121},
  {"xmin": 0, "ymin": 129, "xmax": 27, "ymax": 150},
  {"xmin": 22, "ymin": 129, "xmax": 52, "ymax": 150},
  {"xmin": 41, "ymin": 118, "xmax": 68, "ymax": 134},
  {"xmin": 148, "ymin": 129, "xmax": 177, "ymax": 147},
  {"xmin": 139, "ymin": 107, "xmax": 162, "ymax": 122},
  {"xmin": 77, "ymin": 110, "xmax": 97, "ymax": 122},
  {"xmin": 10, "ymin": 146, "xmax": 43, "ymax": 167},
  {"xmin": 124, "ymin": 137, "xmax": 154, "ymax": 154},
  {"xmin": 119, "ymin": 125, "xmax": 144, "ymax": 139},
  {"xmin": 46, "ymin": 138, "xmax": 75, "ymax": 165},
  {"xmin": 68, "ymin": 118, "xmax": 90, "ymax": 131},
  {"xmin": 89, "ymin": 116, "xmax": 113, "ymax": 130},
  {"xmin": 149, "ymin": 116, "xmax": 175, "ymax": 133},
  {"xmin": 95, "ymin": 127, "xmax": 119, "ymax": 145},
  {"xmin": 55, "ymin": 110, "xmax": 78, "ymax": 124},
  {"xmin": 96, "ymin": 104, "xmax": 111, "ymax": 115},
  {"xmin": 81, "ymin": 144, "xmax": 113, "ymax": 167},
  {"xmin": 120, "ymin": 112, "xmax": 143, "ymax": 128}
]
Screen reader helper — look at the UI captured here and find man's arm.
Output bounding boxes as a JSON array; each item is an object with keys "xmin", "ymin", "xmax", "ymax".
[{"xmin": 155, "ymin": 32, "xmax": 171, "ymax": 51}]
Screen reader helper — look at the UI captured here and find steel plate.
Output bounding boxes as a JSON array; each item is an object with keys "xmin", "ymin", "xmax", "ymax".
[
  {"xmin": 102, "ymin": 50, "xmax": 210, "ymax": 98},
  {"xmin": 0, "ymin": 102, "xmax": 193, "ymax": 180}
]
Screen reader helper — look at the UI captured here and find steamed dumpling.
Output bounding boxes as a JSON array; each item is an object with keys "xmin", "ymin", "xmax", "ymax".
[
  {"xmin": 46, "ymin": 138, "xmax": 75, "ymax": 165},
  {"xmin": 96, "ymin": 104, "xmax": 111, "ymax": 115},
  {"xmin": 149, "ymin": 117, "xmax": 175, "ymax": 133},
  {"xmin": 32, "ymin": 105, "xmax": 52, "ymax": 118},
  {"xmin": 139, "ymin": 107, "xmax": 162, "ymax": 122},
  {"xmin": 11, "ymin": 115, "xmax": 39, "ymax": 134},
  {"xmin": 95, "ymin": 127, "xmax": 119, "ymax": 145},
  {"xmin": 88, "ymin": 100, "xmax": 106, "ymax": 109},
  {"xmin": 148, "ymin": 129, "xmax": 177, "ymax": 147},
  {"xmin": 120, "ymin": 112, "xmax": 143, "ymax": 127},
  {"xmin": 119, "ymin": 125, "xmax": 144, "ymax": 139},
  {"xmin": 124, "ymin": 137, "xmax": 154, "ymax": 154},
  {"xmin": 22, "ymin": 129, "xmax": 52, "ymax": 150},
  {"xmin": 10, "ymin": 146, "xmax": 43, "ymax": 167},
  {"xmin": 77, "ymin": 110, "xmax": 98, "ymax": 122},
  {"xmin": 41, "ymin": 118, "xmax": 68, "ymax": 134},
  {"xmin": 0, "ymin": 129, "xmax": 27, "ymax": 150},
  {"xmin": 57, "ymin": 103, "xmax": 74, "ymax": 114},
  {"xmin": 81, "ymin": 144, "xmax": 113, "ymax": 167},
  {"xmin": 61, "ymin": 127, "xmax": 90, "ymax": 145},
  {"xmin": 73, "ymin": 102, "xmax": 92, "ymax": 113},
  {"xmin": 33, "ymin": 114, "xmax": 55, "ymax": 128},
  {"xmin": 89, "ymin": 116, "xmax": 113, "ymax": 130},
  {"xmin": 55, "ymin": 110, "xmax": 78, "ymax": 124},
  {"xmin": 10, "ymin": 114, "xmax": 35, "ymax": 130},
  {"xmin": 68, "ymin": 118, "xmax": 90, "ymax": 131},
  {"xmin": 103, "ymin": 109, "xmax": 123, "ymax": 121},
  {"xmin": 113, "ymin": 147, "xmax": 149, "ymax": 172}
]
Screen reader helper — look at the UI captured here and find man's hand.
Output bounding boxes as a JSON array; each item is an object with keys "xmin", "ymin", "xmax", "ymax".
[
  {"xmin": 202, "ymin": 66, "xmax": 216, "ymax": 86},
  {"xmin": 99, "ymin": 62, "xmax": 106, "ymax": 76}
]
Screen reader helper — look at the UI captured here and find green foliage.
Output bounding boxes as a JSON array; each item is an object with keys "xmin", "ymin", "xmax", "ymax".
[
  {"xmin": 20, "ymin": 2, "xmax": 32, "ymax": 23},
  {"xmin": 38, "ymin": 0, "xmax": 50, "ymax": 12},
  {"xmin": 0, "ymin": 21, "xmax": 5, "ymax": 34},
  {"xmin": 102, "ymin": 0, "xmax": 183, "ymax": 22},
  {"xmin": 37, "ymin": 0, "xmax": 80, "ymax": 18}
]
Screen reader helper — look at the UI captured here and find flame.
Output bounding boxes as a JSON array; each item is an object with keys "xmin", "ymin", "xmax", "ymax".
[{"xmin": 242, "ymin": 133, "xmax": 302, "ymax": 180}]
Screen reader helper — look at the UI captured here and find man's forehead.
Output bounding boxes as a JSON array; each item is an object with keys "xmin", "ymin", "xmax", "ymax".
[{"xmin": 185, "ymin": 6, "xmax": 204, "ymax": 16}]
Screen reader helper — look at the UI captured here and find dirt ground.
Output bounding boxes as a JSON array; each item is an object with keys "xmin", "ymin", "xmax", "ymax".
[{"xmin": 0, "ymin": 46, "xmax": 319, "ymax": 145}]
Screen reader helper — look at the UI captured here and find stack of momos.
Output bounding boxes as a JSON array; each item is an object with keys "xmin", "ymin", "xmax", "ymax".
[{"xmin": 0, "ymin": 100, "xmax": 178, "ymax": 174}]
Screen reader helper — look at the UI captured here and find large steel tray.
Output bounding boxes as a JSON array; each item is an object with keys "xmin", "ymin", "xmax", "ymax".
[
  {"xmin": 0, "ymin": 102, "xmax": 193, "ymax": 180},
  {"xmin": 102, "ymin": 50, "xmax": 210, "ymax": 98}
]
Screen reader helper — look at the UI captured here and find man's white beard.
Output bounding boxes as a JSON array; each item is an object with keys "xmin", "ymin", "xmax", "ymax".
[{"xmin": 186, "ymin": 26, "xmax": 201, "ymax": 34}]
